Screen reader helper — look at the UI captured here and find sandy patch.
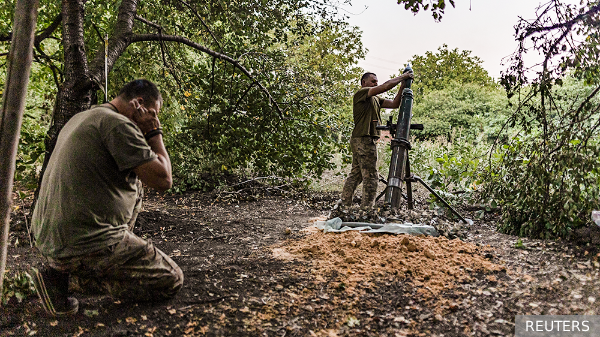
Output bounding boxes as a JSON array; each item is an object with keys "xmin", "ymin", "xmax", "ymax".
[{"xmin": 275, "ymin": 229, "xmax": 505, "ymax": 297}]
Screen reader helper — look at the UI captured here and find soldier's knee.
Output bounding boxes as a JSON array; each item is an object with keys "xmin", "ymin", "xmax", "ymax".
[
  {"xmin": 172, "ymin": 265, "xmax": 184, "ymax": 293},
  {"xmin": 162, "ymin": 264, "xmax": 184, "ymax": 299},
  {"xmin": 363, "ymin": 171, "xmax": 378, "ymax": 182}
]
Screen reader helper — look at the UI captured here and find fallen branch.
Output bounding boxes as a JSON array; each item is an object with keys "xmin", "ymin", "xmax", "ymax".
[
  {"xmin": 462, "ymin": 204, "xmax": 501, "ymax": 212},
  {"xmin": 219, "ymin": 183, "xmax": 294, "ymax": 195},
  {"xmin": 230, "ymin": 176, "xmax": 287, "ymax": 187},
  {"xmin": 194, "ymin": 234, "xmax": 232, "ymax": 241},
  {"xmin": 182, "ymin": 295, "xmax": 234, "ymax": 305}
]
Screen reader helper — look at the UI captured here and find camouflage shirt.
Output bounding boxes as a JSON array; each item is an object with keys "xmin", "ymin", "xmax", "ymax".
[{"xmin": 351, "ymin": 87, "xmax": 385, "ymax": 138}]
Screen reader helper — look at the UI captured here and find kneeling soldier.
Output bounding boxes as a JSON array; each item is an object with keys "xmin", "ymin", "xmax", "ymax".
[{"xmin": 31, "ymin": 79, "xmax": 183, "ymax": 316}]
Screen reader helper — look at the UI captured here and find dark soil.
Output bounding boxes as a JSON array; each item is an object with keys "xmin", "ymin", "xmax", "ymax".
[{"xmin": 2, "ymin": 184, "xmax": 600, "ymax": 337}]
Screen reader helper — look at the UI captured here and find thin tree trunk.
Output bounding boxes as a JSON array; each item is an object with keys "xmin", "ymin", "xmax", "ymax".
[{"xmin": 0, "ymin": 0, "xmax": 39, "ymax": 301}]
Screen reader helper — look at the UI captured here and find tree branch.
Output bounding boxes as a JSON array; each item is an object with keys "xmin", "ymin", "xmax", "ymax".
[
  {"xmin": 134, "ymin": 15, "xmax": 162, "ymax": 30},
  {"xmin": 176, "ymin": 0, "xmax": 223, "ymax": 52},
  {"xmin": 129, "ymin": 33, "xmax": 284, "ymax": 118},
  {"xmin": 34, "ymin": 13, "xmax": 63, "ymax": 47},
  {"xmin": 161, "ymin": 40, "xmax": 183, "ymax": 89},
  {"xmin": 33, "ymin": 46, "xmax": 62, "ymax": 88},
  {"xmin": 89, "ymin": 21, "xmax": 104, "ymax": 43},
  {"xmin": 1, "ymin": 13, "xmax": 63, "ymax": 44},
  {"xmin": 133, "ymin": 15, "xmax": 182, "ymax": 88},
  {"xmin": 88, "ymin": 0, "xmax": 138, "ymax": 88},
  {"xmin": 231, "ymin": 82, "xmax": 257, "ymax": 114},
  {"xmin": 520, "ymin": 3, "xmax": 600, "ymax": 40}
]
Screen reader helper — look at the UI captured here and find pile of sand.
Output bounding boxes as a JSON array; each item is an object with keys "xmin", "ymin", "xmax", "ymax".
[{"xmin": 276, "ymin": 229, "xmax": 504, "ymax": 297}]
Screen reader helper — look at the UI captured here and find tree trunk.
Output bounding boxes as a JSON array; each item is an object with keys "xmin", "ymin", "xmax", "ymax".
[
  {"xmin": 31, "ymin": 0, "xmax": 142, "ymax": 219},
  {"xmin": 0, "ymin": 0, "xmax": 39, "ymax": 301},
  {"xmin": 33, "ymin": 0, "xmax": 96, "ymax": 216},
  {"xmin": 41, "ymin": 0, "xmax": 94, "ymax": 171},
  {"xmin": 40, "ymin": 0, "xmax": 139, "ymax": 177}
]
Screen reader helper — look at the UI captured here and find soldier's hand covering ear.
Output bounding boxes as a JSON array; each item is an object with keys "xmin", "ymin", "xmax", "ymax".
[{"xmin": 130, "ymin": 98, "xmax": 161, "ymax": 134}]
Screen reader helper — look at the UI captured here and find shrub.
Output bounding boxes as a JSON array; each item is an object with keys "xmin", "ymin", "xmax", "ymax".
[
  {"xmin": 2, "ymin": 271, "xmax": 35, "ymax": 305},
  {"xmin": 411, "ymin": 82, "xmax": 512, "ymax": 141},
  {"xmin": 480, "ymin": 77, "xmax": 600, "ymax": 238}
]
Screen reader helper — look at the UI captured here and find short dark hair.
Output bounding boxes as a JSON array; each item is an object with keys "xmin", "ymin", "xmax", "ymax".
[
  {"xmin": 361, "ymin": 72, "xmax": 376, "ymax": 84},
  {"xmin": 118, "ymin": 79, "xmax": 162, "ymax": 105}
]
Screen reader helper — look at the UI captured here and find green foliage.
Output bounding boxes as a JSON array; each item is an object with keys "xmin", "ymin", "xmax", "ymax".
[
  {"xmin": 15, "ymin": 112, "xmax": 47, "ymax": 186},
  {"xmin": 481, "ymin": 77, "xmax": 600, "ymax": 239},
  {"xmin": 2, "ymin": 0, "xmax": 63, "ymax": 186},
  {"xmin": 486, "ymin": 0, "xmax": 600, "ymax": 239},
  {"xmin": 15, "ymin": 63, "xmax": 55, "ymax": 187},
  {"xmin": 2, "ymin": 271, "xmax": 35, "ymax": 305},
  {"xmin": 157, "ymin": 18, "xmax": 363, "ymax": 190},
  {"xmin": 1, "ymin": 0, "xmax": 362, "ymax": 191},
  {"xmin": 377, "ymin": 47, "xmax": 503, "ymax": 209},
  {"xmin": 0, "ymin": 0, "xmax": 458, "ymax": 192},
  {"xmin": 482, "ymin": 133, "xmax": 600, "ymax": 239},
  {"xmin": 0, "ymin": 61, "xmax": 54, "ymax": 187},
  {"xmin": 396, "ymin": 0, "xmax": 456, "ymax": 21},
  {"xmin": 426, "ymin": 148, "xmax": 479, "ymax": 195},
  {"xmin": 408, "ymin": 44, "xmax": 495, "ymax": 99},
  {"xmin": 378, "ymin": 131, "xmax": 491, "ymax": 210},
  {"xmin": 419, "ymin": 134, "xmax": 488, "ymax": 208},
  {"xmin": 514, "ymin": 238, "xmax": 525, "ymax": 249},
  {"xmin": 411, "ymin": 82, "xmax": 512, "ymax": 141}
]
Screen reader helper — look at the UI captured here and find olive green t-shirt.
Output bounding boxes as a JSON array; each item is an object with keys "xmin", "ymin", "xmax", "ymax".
[
  {"xmin": 32, "ymin": 106, "xmax": 157, "ymax": 258},
  {"xmin": 351, "ymin": 87, "xmax": 385, "ymax": 138}
]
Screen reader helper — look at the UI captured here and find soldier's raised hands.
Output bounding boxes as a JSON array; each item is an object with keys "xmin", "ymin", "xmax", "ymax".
[{"xmin": 129, "ymin": 98, "xmax": 161, "ymax": 135}]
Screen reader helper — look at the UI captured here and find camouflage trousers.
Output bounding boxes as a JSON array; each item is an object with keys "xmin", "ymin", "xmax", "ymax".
[
  {"xmin": 341, "ymin": 136, "xmax": 379, "ymax": 208},
  {"xmin": 44, "ymin": 183, "xmax": 183, "ymax": 302}
]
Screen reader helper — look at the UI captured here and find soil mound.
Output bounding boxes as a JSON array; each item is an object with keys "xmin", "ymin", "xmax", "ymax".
[{"xmin": 278, "ymin": 228, "xmax": 504, "ymax": 297}]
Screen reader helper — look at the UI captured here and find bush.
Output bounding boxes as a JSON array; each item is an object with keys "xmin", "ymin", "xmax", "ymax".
[
  {"xmin": 480, "ymin": 77, "xmax": 600, "ymax": 239},
  {"xmin": 411, "ymin": 82, "xmax": 512, "ymax": 141},
  {"xmin": 2, "ymin": 271, "xmax": 35, "ymax": 305},
  {"xmin": 481, "ymin": 134, "xmax": 600, "ymax": 239},
  {"xmin": 378, "ymin": 130, "xmax": 491, "ymax": 209},
  {"xmin": 2, "ymin": 62, "xmax": 54, "ymax": 188}
]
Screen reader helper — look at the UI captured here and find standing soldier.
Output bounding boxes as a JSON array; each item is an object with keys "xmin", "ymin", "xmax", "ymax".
[{"xmin": 341, "ymin": 71, "xmax": 413, "ymax": 209}]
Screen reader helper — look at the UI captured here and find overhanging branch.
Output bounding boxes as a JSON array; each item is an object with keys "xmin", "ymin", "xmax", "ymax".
[
  {"xmin": 176, "ymin": 0, "xmax": 223, "ymax": 52},
  {"xmin": 521, "ymin": 3, "xmax": 600, "ymax": 40},
  {"xmin": 130, "ymin": 33, "xmax": 284, "ymax": 118},
  {"xmin": 134, "ymin": 15, "xmax": 162, "ymax": 30},
  {"xmin": 34, "ymin": 14, "xmax": 62, "ymax": 47},
  {"xmin": 1, "ymin": 13, "xmax": 62, "ymax": 44},
  {"xmin": 133, "ymin": 15, "xmax": 181, "ymax": 88}
]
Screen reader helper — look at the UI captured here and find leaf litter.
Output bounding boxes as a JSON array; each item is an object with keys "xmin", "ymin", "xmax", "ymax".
[{"xmin": 4, "ymin": 188, "xmax": 600, "ymax": 336}]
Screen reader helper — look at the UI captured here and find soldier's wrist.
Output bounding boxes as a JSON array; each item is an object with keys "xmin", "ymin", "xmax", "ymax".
[{"xmin": 144, "ymin": 127, "xmax": 163, "ymax": 140}]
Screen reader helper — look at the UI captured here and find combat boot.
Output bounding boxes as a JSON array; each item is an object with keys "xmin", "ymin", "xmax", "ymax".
[{"xmin": 31, "ymin": 267, "xmax": 79, "ymax": 316}]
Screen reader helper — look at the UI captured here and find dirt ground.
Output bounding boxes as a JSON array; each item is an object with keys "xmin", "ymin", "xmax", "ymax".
[{"xmin": 2, "ymin": 183, "xmax": 600, "ymax": 337}]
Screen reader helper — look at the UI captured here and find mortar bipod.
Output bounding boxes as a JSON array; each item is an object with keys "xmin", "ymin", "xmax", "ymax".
[
  {"xmin": 375, "ymin": 126, "xmax": 467, "ymax": 223},
  {"xmin": 374, "ymin": 152, "xmax": 468, "ymax": 224}
]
